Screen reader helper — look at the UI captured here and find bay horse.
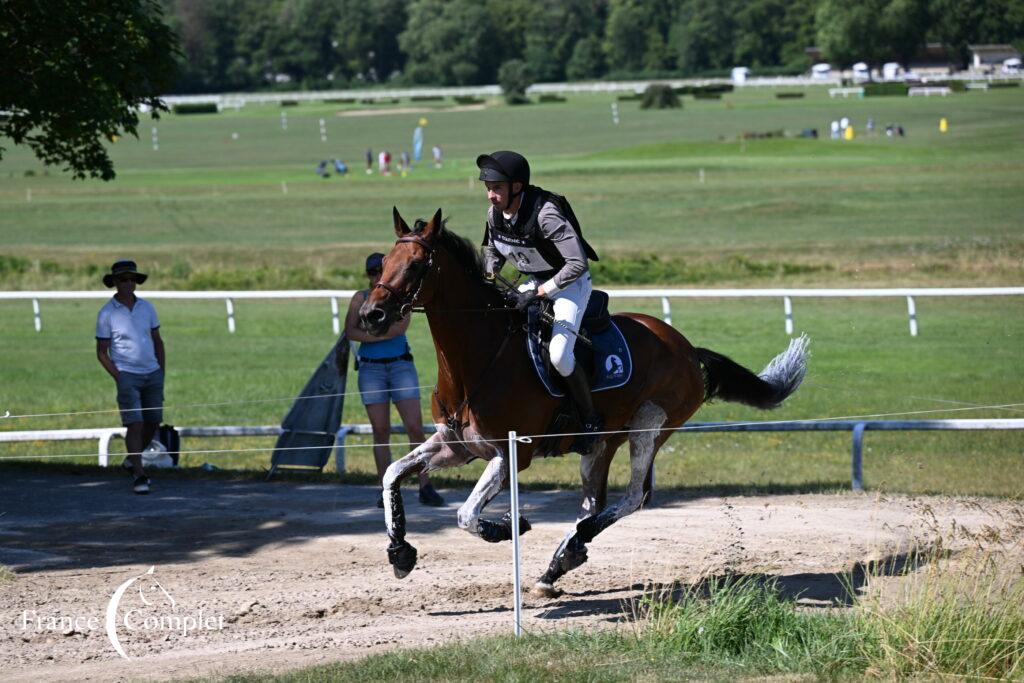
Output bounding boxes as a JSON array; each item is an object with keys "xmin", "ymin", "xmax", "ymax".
[{"xmin": 360, "ymin": 208, "xmax": 809, "ymax": 596}]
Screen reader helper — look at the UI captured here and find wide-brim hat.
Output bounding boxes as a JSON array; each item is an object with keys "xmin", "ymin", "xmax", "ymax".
[{"xmin": 103, "ymin": 260, "xmax": 148, "ymax": 288}]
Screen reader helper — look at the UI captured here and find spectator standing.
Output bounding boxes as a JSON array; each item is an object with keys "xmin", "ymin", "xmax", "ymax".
[
  {"xmin": 95, "ymin": 260, "xmax": 165, "ymax": 495},
  {"xmin": 432, "ymin": 145, "xmax": 443, "ymax": 168},
  {"xmin": 344, "ymin": 253, "xmax": 444, "ymax": 507},
  {"xmin": 365, "ymin": 148, "xmax": 373, "ymax": 175}
]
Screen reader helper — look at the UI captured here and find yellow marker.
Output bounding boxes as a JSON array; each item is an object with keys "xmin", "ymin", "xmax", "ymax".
[
  {"xmin": 844, "ymin": 126, "xmax": 854, "ymax": 140},
  {"xmin": 419, "ymin": 117, "xmax": 429, "ymax": 126},
  {"xmin": 939, "ymin": 117, "xmax": 948, "ymax": 133}
]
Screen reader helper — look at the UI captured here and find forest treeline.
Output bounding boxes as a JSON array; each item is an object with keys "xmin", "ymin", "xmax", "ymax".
[{"xmin": 164, "ymin": 0, "xmax": 1024, "ymax": 92}]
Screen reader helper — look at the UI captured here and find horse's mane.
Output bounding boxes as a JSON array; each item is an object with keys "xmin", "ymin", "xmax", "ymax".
[{"xmin": 413, "ymin": 217, "xmax": 506, "ymax": 306}]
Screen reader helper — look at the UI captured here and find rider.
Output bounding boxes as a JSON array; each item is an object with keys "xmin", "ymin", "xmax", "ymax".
[{"xmin": 477, "ymin": 150, "xmax": 603, "ymax": 453}]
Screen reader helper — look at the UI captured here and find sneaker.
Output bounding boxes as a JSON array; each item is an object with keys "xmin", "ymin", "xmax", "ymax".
[
  {"xmin": 132, "ymin": 476, "xmax": 150, "ymax": 495},
  {"xmin": 121, "ymin": 457, "xmax": 133, "ymax": 472},
  {"xmin": 376, "ymin": 491, "xmax": 385, "ymax": 509},
  {"xmin": 418, "ymin": 484, "xmax": 444, "ymax": 507}
]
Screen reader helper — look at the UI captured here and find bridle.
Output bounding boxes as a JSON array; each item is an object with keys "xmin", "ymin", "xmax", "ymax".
[{"xmin": 372, "ymin": 234, "xmax": 434, "ymax": 317}]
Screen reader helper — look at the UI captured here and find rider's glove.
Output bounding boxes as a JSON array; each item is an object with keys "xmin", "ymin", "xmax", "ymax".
[{"xmin": 510, "ymin": 289, "xmax": 541, "ymax": 311}]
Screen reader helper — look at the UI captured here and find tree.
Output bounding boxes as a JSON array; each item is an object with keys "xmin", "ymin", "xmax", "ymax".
[
  {"xmin": 566, "ymin": 35, "xmax": 606, "ymax": 80},
  {"xmin": 399, "ymin": 0, "xmax": 497, "ymax": 85},
  {"xmin": 0, "ymin": 0, "xmax": 179, "ymax": 180},
  {"xmin": 816, "ymin": 0, "xmax": 929, "ymax": 67},
  {"xmin": 498, "ymin": 59, "xmax": 532, "ymax": 104}
]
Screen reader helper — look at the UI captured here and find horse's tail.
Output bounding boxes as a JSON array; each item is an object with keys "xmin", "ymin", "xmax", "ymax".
[{"xmin": 696, "ymin": 334, "xmax": 809, "ymax": 410}]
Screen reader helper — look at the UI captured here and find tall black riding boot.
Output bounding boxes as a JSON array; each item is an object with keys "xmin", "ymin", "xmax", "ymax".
[{"xmin": 563, "ymin": 364, "xmax": 603, "ymax": 455}]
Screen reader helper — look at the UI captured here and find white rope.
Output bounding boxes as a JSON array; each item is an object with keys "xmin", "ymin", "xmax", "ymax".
[
  {"xmin": 1, "ymin": 401, "xmax": 1021, "ymax": 463},
  {"xmin": 0, "ymin": 384, "xmax": 436, "ymax": 421}
]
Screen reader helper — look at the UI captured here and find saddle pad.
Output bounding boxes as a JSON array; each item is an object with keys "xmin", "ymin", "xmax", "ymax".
[{"xmin": 526, "ymin": 318, "xmax": 633, "ymax": 398}]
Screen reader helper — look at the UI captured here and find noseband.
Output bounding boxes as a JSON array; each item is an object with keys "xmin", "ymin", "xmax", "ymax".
[{"xmin": 373, "ymin": 234, "xmax": 434, "ymax": 317}]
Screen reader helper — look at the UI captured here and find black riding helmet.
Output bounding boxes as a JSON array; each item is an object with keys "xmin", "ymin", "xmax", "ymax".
[{"xmin": 477, "ymin": 151, "xmax": 530, "ymax": 211}]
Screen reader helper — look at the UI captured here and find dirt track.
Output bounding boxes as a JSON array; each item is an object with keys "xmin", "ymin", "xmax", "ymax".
[{"xmin": 1, "ymin": 471, "xmax": 1021, "ymax": 682}]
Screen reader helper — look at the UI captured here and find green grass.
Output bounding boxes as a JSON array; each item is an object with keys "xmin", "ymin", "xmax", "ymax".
[
  {"xmin": 1, "ymin": 295, "xmax": 1021, "ymax": 497},
  {"xmin": 210, "ymin": 555, "xmax": 1024, "ymax": 682}
]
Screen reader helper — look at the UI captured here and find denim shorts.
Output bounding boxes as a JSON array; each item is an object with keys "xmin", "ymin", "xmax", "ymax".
[
  {"xmin": 357, "ymin": 359, "xmax": 421, "ymax": 406},
  {"xmin": 116, "ymin": 369, "xmax": 164, "ymax": 425}
]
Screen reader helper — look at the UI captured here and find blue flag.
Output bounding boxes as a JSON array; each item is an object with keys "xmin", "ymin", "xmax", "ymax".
[{"xmin": 413, "ymin": 126, "xmax": 423, "ymax": 162}]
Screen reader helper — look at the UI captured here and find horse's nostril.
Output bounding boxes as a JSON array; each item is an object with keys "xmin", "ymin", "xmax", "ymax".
[{"xmin": 368, "ymin": 308, "xmax": 386, "ymax": 325}]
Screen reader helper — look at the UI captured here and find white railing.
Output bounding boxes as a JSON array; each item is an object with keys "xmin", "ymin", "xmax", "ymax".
[
  {"xmin": 3, "ymin": 419, "xmax": 1022, "ymax": 491},
  {"xmin": 3, "ymin": 287, "xmax": 1022, "ymax": 337}
]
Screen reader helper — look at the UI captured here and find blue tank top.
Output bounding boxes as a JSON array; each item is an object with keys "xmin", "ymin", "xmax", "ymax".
[{"xmin": 359, "ymin": 334, "xmax": 410, "ymax": 359}]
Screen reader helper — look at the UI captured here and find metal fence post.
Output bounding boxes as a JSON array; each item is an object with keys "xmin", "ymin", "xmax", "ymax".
[
  {"xmin": 334, "ymin": 426, "xmax": 353, "ymax": 473},
  {"xmin": 508, "ymin": 430, "xmax": 524, "ymax": 636},
  {"xmin": 851, "ymin": 422, "xmax": 867, "ymax": 492}
]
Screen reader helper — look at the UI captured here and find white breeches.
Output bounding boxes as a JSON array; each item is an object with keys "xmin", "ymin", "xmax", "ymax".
[{"xmin": 519, "ymin": 273, "xmax": 592, "ymax": 377}]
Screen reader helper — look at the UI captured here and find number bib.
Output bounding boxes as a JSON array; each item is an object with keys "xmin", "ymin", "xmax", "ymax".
[{"xmin": 492, "ymin": 233, "xmax": 557, "ymax": 273}]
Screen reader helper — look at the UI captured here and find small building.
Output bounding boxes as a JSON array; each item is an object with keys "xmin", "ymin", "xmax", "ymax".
[
  {"xmin": 731, "ymin": 66, "xmax": 750, "ymax": 84},
  {"xmin": 969, "ymin": 44, "xmax": 1022, "ymax": 72}
]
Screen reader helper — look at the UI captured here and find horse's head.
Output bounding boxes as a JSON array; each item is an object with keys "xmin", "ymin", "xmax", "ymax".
[{"xmin": 359, "ymin": 207, "xmax": 442, "ymax": 336}]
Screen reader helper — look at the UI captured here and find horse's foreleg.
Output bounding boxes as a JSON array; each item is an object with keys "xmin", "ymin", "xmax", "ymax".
[
  {"xmin": 383, "ymin": 432, "xmax": 449, "ymax": 578},
  {"xmin": 536, "ymin": 403, "xmax": 666, "ymax": 595},
  {"xmin": 456, "ymin": 455, "xmax": 530, "ymax": 542}
]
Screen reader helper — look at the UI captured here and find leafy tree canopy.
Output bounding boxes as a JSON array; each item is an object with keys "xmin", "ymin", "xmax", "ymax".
[{"xmin": 0, "ymin": 0, "xmax": 179, "ymax": 180}]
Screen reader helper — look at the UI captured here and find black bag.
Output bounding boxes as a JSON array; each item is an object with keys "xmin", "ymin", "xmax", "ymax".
[{"xmin": 156, "ymin": 424, "xmax": 181, "ymax": 466}]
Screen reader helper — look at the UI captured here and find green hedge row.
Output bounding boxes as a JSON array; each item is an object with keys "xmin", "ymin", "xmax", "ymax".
[
  {"xmin": 172, "ymin": 103, "xmax": 218, "ymax": 115},
  {"xmin": 864, "ymin": 83, "xmax": 908, "ymax": 96}
]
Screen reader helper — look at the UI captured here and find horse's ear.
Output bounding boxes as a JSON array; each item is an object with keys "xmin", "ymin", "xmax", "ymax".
[
  {"xmin": 393, "ymin": 206, "xmax": 411, "ymax": 236},
  {"xmin": 421, "ymin": 208, "xmax": 443, "ymax": 238}
]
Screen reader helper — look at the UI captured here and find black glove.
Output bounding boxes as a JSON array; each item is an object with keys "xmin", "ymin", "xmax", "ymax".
[{"xmin": 510, "ymin": 289, "xmax": 541, "ymax": 311}]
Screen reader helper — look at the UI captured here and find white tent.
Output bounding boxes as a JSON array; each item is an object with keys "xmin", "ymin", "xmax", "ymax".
[
  {"xmin": 1003, "ymin": 57, "xmax": 1022, "ymax": 73},
  {"xmin": 882, "ymin": 62, "xmax": 902, "ymax": 80},
  {"xmin": 731, "ymin": 66, "xmax": 750, "ymax": 84},
  {"xmin": 811, "ymin": 63, "xmax": 832, "ymax": 79},
  {"xmin": 852, "ymin": 62, "xmax": 870, "ymax": 81}
]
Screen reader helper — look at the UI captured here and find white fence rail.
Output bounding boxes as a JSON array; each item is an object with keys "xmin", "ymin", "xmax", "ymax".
[
  {"xmin": 3, "ymin": 287, "xmax": 1022, "ymax": 337},
  {"xmin": 3, "ymin": 419, "xmax": 1022, "ymax": 491}
]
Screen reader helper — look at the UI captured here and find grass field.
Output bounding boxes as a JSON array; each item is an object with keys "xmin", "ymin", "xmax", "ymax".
[{"xmin": 1, "ymin": 86, "xmax": 1022, "ymax": 496}]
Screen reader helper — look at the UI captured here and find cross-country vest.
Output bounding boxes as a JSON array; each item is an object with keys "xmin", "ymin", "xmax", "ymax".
[{"xmin": 485, "ymin": 186, "xmax": 599, "ymax": 276}]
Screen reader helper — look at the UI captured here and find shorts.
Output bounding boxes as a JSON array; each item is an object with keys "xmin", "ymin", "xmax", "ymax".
[
  {"xmin": 116, "ymin": 369, "xmax": 164, "ymax": 426},
  {"xmin": 357, "ymin": 359, "xmax": 421, "ymax": 406}
]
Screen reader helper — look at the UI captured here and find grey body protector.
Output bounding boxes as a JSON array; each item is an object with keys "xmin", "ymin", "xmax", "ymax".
[{"xmin": 481, "ymin": 185, "xmax": 599, "ymax": 285}]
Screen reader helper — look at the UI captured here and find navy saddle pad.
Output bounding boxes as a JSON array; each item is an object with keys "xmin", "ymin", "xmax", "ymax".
[{"xmin": 526, "ymin": 291, "xmax": 633, "ymax": 398}]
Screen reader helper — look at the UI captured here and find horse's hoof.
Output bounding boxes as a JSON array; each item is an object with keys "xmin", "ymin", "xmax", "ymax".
[
  {"xmin": 532, "ymin": 582, "xmax": 562, "ymax": 599},
  {"xmin": 502, "ymin": 510, "xmax": 532, "ymax": 535},
  {"xmin": 387, "ymin": 541, "xmax": 417, "ymax": 578}
]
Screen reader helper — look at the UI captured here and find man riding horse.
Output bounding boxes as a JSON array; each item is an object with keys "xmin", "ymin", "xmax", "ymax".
[{"xmin": 477, "ymin": 150, "xmax": 603, "ymax": 453}]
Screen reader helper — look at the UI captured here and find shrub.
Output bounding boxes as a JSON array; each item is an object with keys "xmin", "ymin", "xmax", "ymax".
[
  {"xmin": 864, "ymin": 83, "xmax": 908, "ymax": 97},
  {"xmin": 279, "ymin": 100, "xmax": 299, "ymax": 107},
  {"xmin": 987, "ymin": 81, "xmax": 1020, "ymax": 88},
  {"xmin": 538, "ymin": 94, "xmax": 566, "ymax": 103},
  {"xmin": 453, "ymin": 95, "xmax": 484, "ymax": 105},
  {"xmin": 640, "ymin": 84, "xmax": 681, "ymax": 109},
  {"xmin": 499, "ymin": 59, "xmax": 533, "ymax": 105},
  {"xmin": 323, "ymin": 98, "xmax": 356, "ymax": 104},
  {"xmin": 172, "ymin": 103, "xmax": 218, "ymax": 114},
  {"xmin": 775, "ymin": 92, "xmax": 805, "ymax": 99},
  {"xmin": 617, "ymin": 93, "xmax": 642, "ymax": 101},
  {"xmin": 410, "ymin": 95, "xmax": 444, "ymax": 102}
]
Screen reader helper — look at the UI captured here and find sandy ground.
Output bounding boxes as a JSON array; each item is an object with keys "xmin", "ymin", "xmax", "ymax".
[{"xmin": 0, "ymin": 471, "xmax": 1021, "ymax": 682}]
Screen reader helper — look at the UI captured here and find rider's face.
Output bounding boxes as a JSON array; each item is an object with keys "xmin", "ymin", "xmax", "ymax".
[
  {"xmin": 484, "ymin": 180, "xmax": 522, "ymax": 209},
  {"xmin": 366, "ymin": 268, "xmax": 382, "ymax": 286}
]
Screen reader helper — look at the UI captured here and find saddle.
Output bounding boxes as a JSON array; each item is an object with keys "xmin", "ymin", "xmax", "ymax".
[{"xmin": 525, "ymin": 290, "xmax": 633, "ymax": 398}]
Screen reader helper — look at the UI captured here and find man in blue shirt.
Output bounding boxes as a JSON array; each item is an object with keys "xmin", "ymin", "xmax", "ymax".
[{"xmin": 96, "ymin": 260, "xmax": 166, "ymax": 495}]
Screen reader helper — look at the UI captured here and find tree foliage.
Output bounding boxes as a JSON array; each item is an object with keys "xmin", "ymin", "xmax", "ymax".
[{"xmin": 0, "ymin": 0, "xmax": 179, "ymax": 180}]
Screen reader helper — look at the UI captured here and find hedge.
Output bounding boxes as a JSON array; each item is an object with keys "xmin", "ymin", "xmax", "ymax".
[{"xmin": 172, "ymin": 103, "xmax": 218, "ymax": 114}]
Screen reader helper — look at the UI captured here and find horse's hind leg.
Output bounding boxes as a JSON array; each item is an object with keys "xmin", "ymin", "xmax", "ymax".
[{"xmin": 535, "ymin": 402, "xmax": 666, "ymax": 595}]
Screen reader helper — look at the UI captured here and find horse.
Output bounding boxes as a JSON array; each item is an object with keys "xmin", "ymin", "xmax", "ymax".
[{"xmin": 359, "ymin": 207, "xmax": 809, "ymax": 596}]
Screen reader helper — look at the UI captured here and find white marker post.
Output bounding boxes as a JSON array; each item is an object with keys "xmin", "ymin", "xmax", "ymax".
[
  {"xmin": 331, "ymin": 297, "xmax": 340, "ymax": 335},
  {"xmin": 281, "ymin": 112, "xmax": 288, "ymax": 131},
  {"xmin": 699, "ymin": 168, "xmax": 705, "ymax": 184},
  {"xmin": 319, "ymin": 118, "xmax": 327, "ymax": 143},
  {"xmin": 784, "ymin": 296, "xmax": 793, "ymax": 335},
  {"xmin": 152, "ymin": 126, "xmax": 159, "ymax": 151},
  {"xmin": 225, "ymin": 298, "xmax": 236, "ymax": 334},
  {"xmin": 281, "ymin": 181, "xmax": 288, "ymax": 195},
  {"xmin": 32, "ymin": 298, "xmax": 41, "ymax": 332},
  {"xmin": 907, "ymin": 296, "xmax": 918, "ymax": 337},
  {"xmin": 611, "ymin": 102, "xmax": 620, "ymax": 125},
  {"xmin": 508, "ymin": 430, "xmax": 527, "ymax": 636}
]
